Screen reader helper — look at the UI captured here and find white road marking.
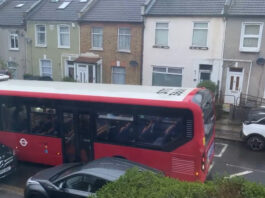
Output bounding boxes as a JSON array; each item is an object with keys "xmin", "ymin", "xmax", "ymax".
[
  {"xmin": 228, "ymin": 170, "xmax": 253, "ymax": 178},
  {"xmin": 214, "ymin": 143, "xmax": 228, "ymax": 158},
  {"xmin": 208, "ymin": 162, "xmax": 215, "ymax": 174},
  {"xmin": 226, "ymin": 163, "xmax": 265, "ymax": 174}
]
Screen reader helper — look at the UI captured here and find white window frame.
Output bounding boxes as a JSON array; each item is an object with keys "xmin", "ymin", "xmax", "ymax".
[
  {"xmin": 35, "ymin": 24, "xmax": 46, "ymax": 47},
  {"xmin": 118, "ymin": 27, "xmax": 131, "ymax": 52},
  {"xmin": 91, "ymin": 27, "xmax": 103, "ymax": 50},
  {"xmin": 111, "ymin": 66, "xmax": 126, "ymax": 84},
  {"xmin": 152, "ymin": 66, "xmax": 183, "ymax": 87},
  {"xmin": 155, "ymin": 22, "xmax": 169, "ymax": 47},
  {"xmin": 240, "ymin": 22, "xmax": 264, "ymax": 52},
  {"xmin": 9, "ymin": 33, "xmax": 19, "ymax": 50},
  {"xmin": 58, "ymin": 24, "xmax": 70, "ymax": 48},
  {"xmin": 192, "ymin": 22, "xmax": 208, "ymax": 48},
  {"xmin": 39, "ymin": 59, "xmax": 53, "ymax": 78},
  {"xmin": 64, "ymin": 60, "xmax": 76, "ymax": 79}
]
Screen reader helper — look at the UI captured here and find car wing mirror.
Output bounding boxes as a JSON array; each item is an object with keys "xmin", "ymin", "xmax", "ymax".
[{"xmin": 58, "ymin": 182, "xmax": 65, "ymax": 190}]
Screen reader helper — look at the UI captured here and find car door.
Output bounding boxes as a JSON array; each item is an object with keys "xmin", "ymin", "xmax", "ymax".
[{"xmin": 50, "ymin": 174, "xmax": 108, "ymax": 198}]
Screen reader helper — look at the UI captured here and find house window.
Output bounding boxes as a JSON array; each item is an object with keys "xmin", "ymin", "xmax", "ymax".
[
  {"xmin": 152, "ymin": 66, "xmax": 182, "ymax": 87},
  {"xmin": 155, "ymin": 22, "xmax": 168, "ymax": 47},
  {"xmin": 199, "ymin": 64, "xmax": 212, "ymax": 82},
  {"xmin": 118, "ymin": 28, "xmax": 131, "ymax": 52},
  {"xmin": 92, "ymin": 27, "xmax": 103, "ymax": 49},
  {"xmin": 10, "ymin": 33, "xmax": 19, "ymax": 50},
  {"xmin": 40, "ymin": 59, "xmax": 52, "ymax": 78},
  {"xmin": 65, "ymin": 60, "xmax": 75, "ymax": 79},
  {"xmin": 36, "ymin": 25, "xmax": 46, "ymax": 47},
  {"xmin": 192, "ymin": 22, "xmax": 208, "ymax": 47},
  {"xmin": 240, "ymin": 22, "xmax": 263, "ymax": 52},
  {"xmin": 58, "ymin": 25, "xmax": 70, "ymax": 48},
  {"xmin": 112, "ymin": 67, "xmax": 125, "ymax": 84}
]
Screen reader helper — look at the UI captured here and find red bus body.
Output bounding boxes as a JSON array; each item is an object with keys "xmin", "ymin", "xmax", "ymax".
[{"xmin": 0, "ymin": 80, "xmax": 215, "ymax": 182}]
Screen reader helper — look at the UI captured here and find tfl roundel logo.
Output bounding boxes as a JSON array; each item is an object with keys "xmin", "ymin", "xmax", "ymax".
[{"xmin": 19, "ymin": 138, "xmax": 28, "ymax": 147}]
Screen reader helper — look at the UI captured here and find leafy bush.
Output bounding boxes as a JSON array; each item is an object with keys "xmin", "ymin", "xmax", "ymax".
[
  {"xmin": 23, "ymin": 74, "xmax": 53, "ymax": 81},
  {"xmin": 197, "ymin": 80, "xmax": 217, "ymax": 93},
  {"xmin": 63, "ymin": 77, "xmax": 76, "ymax": 82},
  {"xmin": 91, "ymin": 168, "xmax": 265, "ymax": 198}
]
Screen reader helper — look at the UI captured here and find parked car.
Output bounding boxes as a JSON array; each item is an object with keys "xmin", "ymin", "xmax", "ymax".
[
  {"xmin": 0, "ymin": 143, "xmax": 17, "ymax": 179},
  {"xmin": 24, "ymin": 157, "xmax": 160, "ymax": 198},
  {"xmin": 242, "ymin": 114, "xmax": 265, "ymax": 151}
]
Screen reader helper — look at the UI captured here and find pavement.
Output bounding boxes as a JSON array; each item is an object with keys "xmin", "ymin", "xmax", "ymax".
[{"xmin": 215, "ymin": 117, "xmax": 243, "ymax": 142}]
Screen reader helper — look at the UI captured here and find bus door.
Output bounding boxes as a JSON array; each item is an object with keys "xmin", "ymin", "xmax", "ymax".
[{"xmin": 61, "ymin": 111, "xmax": 93, "ymax": 163}]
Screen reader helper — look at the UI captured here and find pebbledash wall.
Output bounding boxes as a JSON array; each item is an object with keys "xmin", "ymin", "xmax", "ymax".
[
  {"xmin": 80, "ymin": 22, "xmax": 143, "ymax": 85},
  {"xmin": 142, "ymin": 17, "xmax": 225, "ymax": 88}
]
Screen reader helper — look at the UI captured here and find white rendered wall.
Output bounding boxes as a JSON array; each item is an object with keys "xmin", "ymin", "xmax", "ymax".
[{"xmin": 142, "ymin": 17, "xmax": 225, "ymax": 88}]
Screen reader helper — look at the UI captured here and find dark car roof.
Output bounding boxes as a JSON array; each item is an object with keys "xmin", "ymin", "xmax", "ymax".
[{"xmin": 76, "ymin": 157, "xmax": 160, "ymax": 181}]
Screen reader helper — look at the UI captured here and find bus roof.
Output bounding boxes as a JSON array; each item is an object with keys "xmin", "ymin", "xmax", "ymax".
[{"xmin": 0, "ymin": 80, "xmax": 198, "ymax": 102}]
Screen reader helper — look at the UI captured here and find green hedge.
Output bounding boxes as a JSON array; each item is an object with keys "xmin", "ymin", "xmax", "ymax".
[{"xmin": 91, "ymin": 168, "xmax": 265, "ymax": 198}]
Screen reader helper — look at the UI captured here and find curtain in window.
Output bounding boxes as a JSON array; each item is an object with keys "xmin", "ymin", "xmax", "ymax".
[
  {"xmin": 152, "ymin": 73, "xmax": 182, "ymax": 87},
  {"xmin": 37, "ymin": 25, "xmax": 45, "ymax": 45},
  {"xmin": 41, "ymin": 60, "xmax": 52, "ymax": 77},
  {"xmin": 112, "ymin": 67, "xmax": 125, "ymax": 84},
  {"xmin": 60, "ymin": 26, "xmax": 70, "ymax": 47},
  {"xmin": 192, "ymin": 29, "xmax": 207, "ymax": 47},
  {"xmin": 243, "ymin": 38, "xmax": 258, "ymax": 47},
  {"xmin": 92, "ymin": 28, "xmax": 103, "ymax": 48},
  {"xmin": 155, "ymin": 23, "xmax": 168, "ymax": 46},
  {"xmin": 118, "ymin": 28, "xmax": 131, "ymax": 51},
  {"xmin": 245, "ymin": 25, "xmax": 260, "ymax": 35}
]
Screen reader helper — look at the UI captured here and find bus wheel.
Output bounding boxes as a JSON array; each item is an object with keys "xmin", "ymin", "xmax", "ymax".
[{"xmin": 247, "ymin": 135, "xmax": 265, "ymax": 151}]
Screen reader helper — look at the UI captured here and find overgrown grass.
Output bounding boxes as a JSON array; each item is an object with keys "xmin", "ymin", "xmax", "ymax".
[{"xmin": 91, "ymin": 168, "xmax": 265, "ymax": 198}]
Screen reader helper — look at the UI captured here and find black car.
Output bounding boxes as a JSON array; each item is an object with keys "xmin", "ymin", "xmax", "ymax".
[
  {"xmin": 0, "ymin": 143, "xmax": 16, "ymax": 179},
  {"xmin": 25, "ymin": 157, "xmax": 160, "ymax": 198}
]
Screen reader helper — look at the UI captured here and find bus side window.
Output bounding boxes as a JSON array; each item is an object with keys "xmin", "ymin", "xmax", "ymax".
[
  {"xmin": 95, "ymin": 113, "xmax": 134, "ymax": 143},
  {"xmin": 1, "ymin": 103, "xmax": 28, "ymax": 133},
  {"xmin": 30, "ymin": 107, "xmax": 59, "ymax": 137}
]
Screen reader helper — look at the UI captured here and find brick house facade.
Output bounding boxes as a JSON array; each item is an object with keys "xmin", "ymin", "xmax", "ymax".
[{"xmin": 80, "ymin": 22, "xmax": 143, "ymax": 84}]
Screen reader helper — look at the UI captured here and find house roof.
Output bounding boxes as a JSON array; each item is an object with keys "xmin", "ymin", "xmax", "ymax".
[
  {"xmin": 80, "ymin": 0, "xmax": 145, "ymax": 22},
  {"xmin": 146, "ymin": 0, "xmax": 226, "ymax": 16},
  {"xmin": 27, "ymin": 0, "xmax": 89, "ymax": 22},
  {"xmin": 0, "ymin": 0, "xmax": 38, "ymax": 26},
  {"xmin": 227, "ymin": 0, "xmax": 265, "ymax": 16}
]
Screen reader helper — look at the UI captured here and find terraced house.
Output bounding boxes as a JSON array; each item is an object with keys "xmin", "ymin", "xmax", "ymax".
[
  {"xmin": 26, "ymin": 0, "xmax": 93, "ymax": 81},
  {"xmin": 78, "ymin": 0, "xmax": 144, "ymax": 84},
  {"xmin": 142, "ymin": 0, "xmax": 226, "ymax": 88},
  {"xmin": 222, "ymin": 0, "xmax": 265, "ymax": 104},
  {"xmin": 0, "ymin": 0, "xmax": 40, "ymax": 79}
]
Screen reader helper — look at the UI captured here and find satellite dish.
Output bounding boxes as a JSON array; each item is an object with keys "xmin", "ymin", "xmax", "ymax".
[{"xmin": 256, "ymin": 58, "xmax": 265, "ymax": 65}]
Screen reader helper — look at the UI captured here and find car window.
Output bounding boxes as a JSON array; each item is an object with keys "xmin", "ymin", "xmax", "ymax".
[
  {"xmin": 57, "ymin": 174, "xmax": 108, "ymax": 193},
  {"xmin": 257, "ymin": 119, "xmax": 265, "ymax": 125}
]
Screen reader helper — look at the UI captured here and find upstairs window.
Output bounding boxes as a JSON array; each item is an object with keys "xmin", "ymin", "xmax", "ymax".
[
  {"xmin": 92, "ymin": 27, "xmax": 103, "ymax": 49},
  {"xmin": 36, "ymin": 25, "xmax": 46, "ymax": 47},
  {"xmin": 58, "ymin": 25, "xmax": 70, "ymax": 48},
  {"xmin": 10, "ymin": 33, "xmax": 19, "ymax": 50},
  {"xmin": 155, "ymin": 22, "xmax": 168, "ymax": 47},
  {"xmin": 192, "ymin": 22, "xmax": 208, "ymax": 47},
  {"xmin": 240, "ymin": 22, "xmax": 263, "ymax": 52},
  {"xmin": 118, "ymin": 28, "xmax": 131, "ymax": 52}
]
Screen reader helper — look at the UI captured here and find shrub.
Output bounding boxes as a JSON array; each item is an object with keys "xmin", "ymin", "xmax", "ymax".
[
  {"xmin": 197, "ymin": 80, "xmax": 217, "ymax": 93},
  {"xmin": 23, "ymin": 74, "xmax": 53, "ymax": 81},
  {"xmin": 91, "ymin": 168, "xmax": 265, "ymax": 198},
  {"xmin": 63, "ymin": 77, "xmax": 76, "ymax": 82}
]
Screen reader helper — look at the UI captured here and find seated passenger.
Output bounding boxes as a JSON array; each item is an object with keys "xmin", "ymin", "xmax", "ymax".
[
  {"xmin": 138, "ymin": 120, "xmax": 157, "ymax": 143},
  {"xmin": 114, "ymin": 122, "xmax": 133, "ymax": 143}
]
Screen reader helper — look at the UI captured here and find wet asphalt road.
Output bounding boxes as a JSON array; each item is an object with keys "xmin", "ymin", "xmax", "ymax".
[{"xmin": 0, "ymin": 138, "xmax": 264, "ymax": 198}]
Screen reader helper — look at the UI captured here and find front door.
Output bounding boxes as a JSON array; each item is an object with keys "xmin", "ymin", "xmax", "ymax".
[
  {"xmin": 62, "ymin": 111, "xmax": 93, "ymax": 163},
  {"xmin": 77, "ymin": 64, "xmax": 88, "ymax": 83},
  {"xmin": 76, "ymin": 64, "xmax": 96, "ymax": 83},
  {"xmin": 224, "ymin": 67, "xmax": 243, "ymax": 105}
]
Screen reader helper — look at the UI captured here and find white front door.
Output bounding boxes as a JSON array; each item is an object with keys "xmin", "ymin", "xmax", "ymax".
[
  {"xmin": 77, "ymin": 64, "xmax": 88, "ymax": 83},
  {"xmin": 224, "ymin": 67, "xmax": 243, "ymax": 105},
  {"xmin": 76, "ymin": 64, "xmax": 96, "ymax": 83}
]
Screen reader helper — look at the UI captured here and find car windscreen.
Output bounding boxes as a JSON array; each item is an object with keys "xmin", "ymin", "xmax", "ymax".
[{"xmin": 49, "ymin": 165, "xmax": 83, "ymax": 182}]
